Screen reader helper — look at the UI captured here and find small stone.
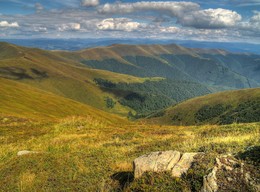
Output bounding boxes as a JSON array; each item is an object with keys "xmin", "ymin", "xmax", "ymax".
[
  {"xmin": 227, "ymin": 177, "xmax": 233, "ymax": 182},
  {"xmin": 17, "ymin": 150, "xmax": 39, "ymax": 156},
  {"xmin": 223, "ymin": 165, "xmax": 233, "ymax": 171}
]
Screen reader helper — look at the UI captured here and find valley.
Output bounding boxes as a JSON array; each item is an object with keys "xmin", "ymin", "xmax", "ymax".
[{"xmin": 0, "ymin": 42, "xmax": 259, "ymax": 191}]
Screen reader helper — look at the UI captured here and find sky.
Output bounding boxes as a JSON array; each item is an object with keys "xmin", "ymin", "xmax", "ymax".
[{"xmin": 0, "ymin": 0, "xmax": 260, "ymax": 43}]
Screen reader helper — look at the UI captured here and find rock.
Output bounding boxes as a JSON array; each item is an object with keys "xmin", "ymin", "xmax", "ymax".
[
  {"xmin": 201, "ymin": 156, "xmax": 260, "ymax": 192},
  {"xmin": 172, "ymin": 152, "xmax": 198, "ymax": 177},
  {"xmin": 201, "ymin": 166, "xmax": 218, "ymax": 192},
  {"xmin": 133, "ymin": 150, "xmax": 198, "ymax": 178},
  {"xmin": 227, "ymin": 177, "xmax": 233, "ymax": 182},
  {"xmin": 17, "ymin": 150, "xmax": 39, "ymax": 156}
]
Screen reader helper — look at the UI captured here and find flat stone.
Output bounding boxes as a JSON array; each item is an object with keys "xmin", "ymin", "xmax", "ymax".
[
  {"xmin": 171, "ymin": 152, "xmax": 198, "ymax": 177},
  {"xmin": 17, "ymin": 150, "xmax": 39, "ymax": 156},
  {"xmin": 133, "ymin": 150, "xmax": 181, "ymax": 178}
]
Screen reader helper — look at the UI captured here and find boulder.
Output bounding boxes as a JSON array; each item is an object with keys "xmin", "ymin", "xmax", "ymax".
[
  {"xmin": 133, "ymin": 150, "xmax": 198, "ymax": 178},
  {"xmin": 172, "ymin": 152, "xmax": 198, "ymax": 177}
]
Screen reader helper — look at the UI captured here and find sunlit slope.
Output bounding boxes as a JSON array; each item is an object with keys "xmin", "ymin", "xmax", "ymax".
[
  {"xmin": 57, "ymin": 44, "xmax": 260, "ymax": 89},
  {"xmin": 0, "ymin": 42, "xmax": 153, "ymax": 115},
  {"xmin": 0, "ymin": 78, "xmax": 125, "ymax": 123},
  {"xmin": 148, "ymin": 88, "xmax": 260, "ymax": 125}
]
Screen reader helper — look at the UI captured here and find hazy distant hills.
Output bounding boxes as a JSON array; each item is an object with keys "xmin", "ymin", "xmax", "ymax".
[
  {"xmin": 148, "ymin": 88, "xmax": 260, "ymax": 125},
  {"xmin": 0, "ymin": 42, "xmax": 259, "ymax": 118},
  {"xmin": 1, "ymin": 38, "xmax": 260, "ymax": 54}
]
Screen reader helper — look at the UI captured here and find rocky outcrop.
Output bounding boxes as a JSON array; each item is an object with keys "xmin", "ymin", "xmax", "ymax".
[
  {"xmin": 133, "ymin": 150, "xmax": 198, "ymax": 178},
  {"xmin": 201, "ymin": 155, "xmax": 260, "ymax": 192},
  {"xmin": 133, "ymin": 151, "xmax": 259, "ymax": 192}
]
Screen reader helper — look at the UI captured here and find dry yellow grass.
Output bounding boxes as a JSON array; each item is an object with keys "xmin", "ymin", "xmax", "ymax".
[{"xmin": 0, "ymin": 114, "xmax": 259, "ymax": 191}]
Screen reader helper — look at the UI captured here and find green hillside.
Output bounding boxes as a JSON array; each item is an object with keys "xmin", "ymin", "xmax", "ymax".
[
  {"xmin": 94, "ymin": 78, "xmax": 210, "ymax": 116},
  {"xmin": 0, "ymin": 42, "xmax": 212, "ymax": 116},
  {"xmin": 0, "ymin": 78, "xmax": 124, "ymax": 123},
  {"xmin": 0, "ymin": 42, "xmax": 154, "ymax": 116},
  {"xmin": 57, "ymin": 44, "xmax": 260, "ymax": 89},
  {"xmin": 0, "ymin": 43, "xmax": 259, "ymax": 192},
  {"xmin": 148, "ymin": 88, "xmax": 260, "ymax": 125}
]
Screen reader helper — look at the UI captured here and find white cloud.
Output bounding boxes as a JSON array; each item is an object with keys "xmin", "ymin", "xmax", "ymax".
[
  {"xmin": 35, "ymin": 3, "xmax": 44, "ymax": 12},
  {"xmin": 0, "ymin": 21, "xmax": 19, "ymax": 28},
  {"xmin": 58, "ymin": 23, "xmax": 81, "ymax": 31},
  {"xmin": 82, "ymin": 0, "xmax": 99, "ymax": 7},
  {"xmin": 250, "ymin": 11, "xmax": 260, "ymax": 23},
  {"xmin": 33, "ymin": 26, "xmax": 47, "ymax": 32},
  {"xmin": 98, "ymin": 1, "xmax": 200, "ymax": 17},
  {"xmin": 160, "ymin": 26, "xmax": 181, "ymax": 33},
  {"xmin": 97, "ymin": 18, "xmax": 142, "ymax": 32},
  {"xmin": 178, "ymin": 8, "xmax": 242, "ymax": 28},
  {"xmin": 98, "ymin": 2, "xmax": 242, "ymax": 29},
  {"xmin": 0, "ymin": 2, "xmax": 258, "ymax": 42},
  {"xmin": 239, "ymin": 11, "xmax": 260, "ymax": 36}
]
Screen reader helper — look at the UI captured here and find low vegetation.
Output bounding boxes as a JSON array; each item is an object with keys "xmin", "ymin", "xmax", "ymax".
[
  {"xmin": 0, "ymin": 42, "xmax": 259, "ymax": 191},
  {"xmin": 94, "ymin": 78, "xmax": 210, "ymax": 116},
  {"xmin": 150, "ymin": 88, "xmax": 260, "ymax": 125},
  {"xmin": 0, "ymin": 114, "xmax": 259, "ymax": 191}
]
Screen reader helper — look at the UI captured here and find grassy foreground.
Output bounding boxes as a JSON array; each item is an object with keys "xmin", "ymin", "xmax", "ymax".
[{"xmin": 0, "ymin": 115, "xmax": 259, "ymax": 191}]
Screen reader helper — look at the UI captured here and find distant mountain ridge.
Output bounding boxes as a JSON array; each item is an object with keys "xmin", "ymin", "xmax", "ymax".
[
  {"xmin": 57, "ymin": 44, "xmax": 260, "ymax": 90},
  {"xmin": 1, "ymin": 38, "xmax": 260, "ymax": 54}
]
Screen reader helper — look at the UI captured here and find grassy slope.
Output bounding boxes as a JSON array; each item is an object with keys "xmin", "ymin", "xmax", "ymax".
[
  {"xmin": 0, "ymin": 115, "xmax": 259, "ymax": 191},
  {"xmin": 0, "ymin": 42, "xmax": 158, "ymax": 116},
  {"xmin": 0, "ymin": 43, "xmax": 259, "ymax": 191},
  {"xmin": 0, "ymin": 77, "xmax": 124, "ymax": 123},
  {"xmin": 149, "ymin": 88, "xmax": 260, "ymax": 125}
]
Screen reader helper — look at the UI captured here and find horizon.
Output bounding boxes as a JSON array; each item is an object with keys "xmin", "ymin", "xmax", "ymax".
[{"xmin": 1, "ymin": 38, "xmax": 260, "ymax": 54}]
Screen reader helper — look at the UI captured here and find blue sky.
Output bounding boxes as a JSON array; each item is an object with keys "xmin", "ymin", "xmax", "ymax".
[{"xmin": 0, "ymin": 0, "xmax": 260, "ymax": 43}]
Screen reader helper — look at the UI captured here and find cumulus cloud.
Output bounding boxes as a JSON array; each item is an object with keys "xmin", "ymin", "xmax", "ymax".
[
  {"xmin": 239, "ymin": 11, "xmax": 260, "ymax": 36},
  {"xmin": 97, "ymin": 18, "xmax": 142, "ymax": 32},
  {"xmin": 178, "ymin": 8, "xmax": 242, "ymax": 29},
  {"xmin": 58, "ymin": 23, "xmax": 81, "ymax": 31},
  {"xmin": 98, "ymin": 1, "xmax": 200, "ymax": 17},
  {"xmin": 82, "ymin": 0, "xmax": 99, "ymax": 7},
  {"xmin": 98, "ymin": 2, "xmax": 242, "ymax": 29},
  {"xmin": 0, "ymin": 21, "xmax": 19, "ymax": 28},
  {"xmin": 0, "ymin": 1, "xmax": 258, "ymax": 42},
  {"xmin": 250, "ymin": 11, "xmax": 260, "ymax": 23}
]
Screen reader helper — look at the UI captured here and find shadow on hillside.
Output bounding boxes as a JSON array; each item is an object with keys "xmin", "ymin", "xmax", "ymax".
[
  {"xmin": 111, "ymin": 171, "xmax": 134, "ymax": 190},
  {"xmin": 237, "ymin": 146, "xmax": 260, "ymax": 165}
]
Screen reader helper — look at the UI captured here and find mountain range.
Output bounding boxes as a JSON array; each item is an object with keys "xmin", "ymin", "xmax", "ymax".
[
  {"xmin": 2, "ymin": 38, "xmax": 260, "ymax": 54},
  {"xmin": 0, "ymin": 42, "xmax": 259, "ymax": 119}
]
